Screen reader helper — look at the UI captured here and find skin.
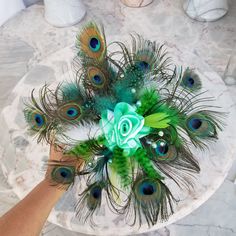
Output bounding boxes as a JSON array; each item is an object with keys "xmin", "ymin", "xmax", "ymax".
[{"xmin": 0, "ymin": 144, "xmax": 83, "ymax": 236}]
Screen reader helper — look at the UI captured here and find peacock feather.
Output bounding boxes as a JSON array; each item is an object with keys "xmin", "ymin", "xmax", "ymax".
[
  {"xmin": 23, "ymin": 22, "xmax": 225, "ymax": 228},
  {"xmin": 125, "ymin": 174, "xmax": 175, "ymax": 227},
  {"xmin": 76, "ymin": 22, "xmax": 106, "ymax": 62},
  {"xmin": 180, "ymin": 67, "xmax": 202, "ymax": 92}
]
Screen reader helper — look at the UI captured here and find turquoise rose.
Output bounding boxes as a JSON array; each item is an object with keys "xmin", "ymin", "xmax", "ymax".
[{"xmin": 99, "ymin": 102, "xmax": 150, "ymax": 156}]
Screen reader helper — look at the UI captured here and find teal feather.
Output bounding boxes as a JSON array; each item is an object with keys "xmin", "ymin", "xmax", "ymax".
[
  {"xmin": 93, "ymin": 95, "xmax": 116, "ymax": 113},
  {"xmin": 112, "ymin": 79, "xmax": 137, "ymax": 104},
  {"xmin": 60, "ymin": 82, "xmax": 84, "ymax": 102}
]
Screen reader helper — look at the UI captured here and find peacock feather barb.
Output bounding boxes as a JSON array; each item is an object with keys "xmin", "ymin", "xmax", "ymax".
[{"xmin": 23, "ymin": 22, "xmax": 224, "ymax": 227}]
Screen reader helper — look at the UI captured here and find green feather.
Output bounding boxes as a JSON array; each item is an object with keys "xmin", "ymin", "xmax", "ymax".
[
  {"xmin": 134, "ymin": 148, "xmax": 164, "ymax": 180},
  {"xmin": 111, "ymin": 146, "xmax": 132, "ymax": 188},
  {"xmin": 67, "ymin": 138, "xmax": 101, "ymax": 161},
  {"xmin": 136, "ymin": 89, "xmax": 160, "ymax": 116}
]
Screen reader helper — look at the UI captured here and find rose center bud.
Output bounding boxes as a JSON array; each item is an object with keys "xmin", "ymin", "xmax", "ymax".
[{"xmin": 119, "ymin": 118, "xmax": 132, "ymax": 137}]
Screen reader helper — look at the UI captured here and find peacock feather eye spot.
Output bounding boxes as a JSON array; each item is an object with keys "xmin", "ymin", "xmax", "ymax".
[
  {"xmin": 135, "ymin": 179, "xmax": 162, "ymax": 204},
  {"xmin": 66, "ymin": 107, "xmax": 78, "ymax": 117},
  {"xmin": 187, "ymin": 114, "xmax": 216, "ymax": 138},
  {"xmin": 138, "ymin": 61, "xmax": 150, "ymax": 71},
  {"xmin": 91, "ymin": 186, "xmax": 102, "ymax": 199},
  {"xmin": 34, "ymin": 114, "xmax": 44, "ymax": 127},
  {"xmin": 156, "ymin": 140, "xmax": 169, "ymax": 156},
  {"xmin": 58, "ymin": 103, "xmax": 82, "ymax": 121},
  {"xmin": 51, "ymin": 166, "xmax": 75, "ymax": 185},
  {"xmin": 59, "ymin": 168, "xmax": 72, "ymax": 178},
  {"xmin": 60, "ymin": 170, "xmax": 68, "ymax": 178},
  {"xmin": 139, "ymin": 182, "xmax": 156, "ymax": 196},
  {"xmin": 186, "ymin": 77, "xmax": 195, "ymax": 87},
  {"xmin": 92, "ymin": 74, "xmax": 103, "ymax": 85},
  {"xmin": 88, "ymin": 67, "xmax": 107, "ymax": 88},
  {"xmin": 89, "ymin": 37, "xmax": 101, "ymax": 52},
  {"xmin": 181, "ymin": 68, "xmax": 202, "ymax": 91},
  {"xmin": 188, "ymin": 118, "xmax": 202, "ymax": 130},
  {"xmin": 142, "ymin": 184, "xmax": 154, "ymax": 195}
]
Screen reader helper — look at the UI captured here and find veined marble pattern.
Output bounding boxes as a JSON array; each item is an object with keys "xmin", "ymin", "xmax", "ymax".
[
  {"xmin": 0, "ymin": 1, "xmax": 236, "ymax": 235},
  {"xmin": 120, "ymin": 0, "xmax": 153, "ymax": 8}
]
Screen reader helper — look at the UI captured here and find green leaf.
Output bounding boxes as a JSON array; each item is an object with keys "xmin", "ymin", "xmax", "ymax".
[{"xmin": 144, "ymin": 113, "xmax": 170, "ymax": 128}]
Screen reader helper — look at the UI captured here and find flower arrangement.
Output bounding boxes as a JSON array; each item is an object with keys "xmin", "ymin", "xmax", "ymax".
[{"xmin": 24, "ymin": 22, "xmax": 224, "ymax": 227}]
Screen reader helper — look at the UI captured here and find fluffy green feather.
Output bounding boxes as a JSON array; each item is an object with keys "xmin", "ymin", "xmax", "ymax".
[
  {"xmin": 111, "ymin": 146, "xmax": 132, "ymax": 188},
  {"xmin": 136, "ymin": 89, "xmax": 160, "ymax": 116},
  {"xmin": 67, "ymin": 138, "xmax": 101, "ymax": 161},
  {"xmin": 134, "ymin": 148, "xmax": 164, "ymax": 180}
]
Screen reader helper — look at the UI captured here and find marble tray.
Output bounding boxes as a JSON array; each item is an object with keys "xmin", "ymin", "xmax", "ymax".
[{"xmin": 0, "ymin": 44, "xmax": 236, "ymax": 235}]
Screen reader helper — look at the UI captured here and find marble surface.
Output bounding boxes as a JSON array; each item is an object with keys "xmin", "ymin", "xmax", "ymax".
[
  {"xmin": 0, "ymin": 1, "xmax": 236, "ymax": 235},
  {"xmin": 121, "ymin": 0, "xmax": 153, "ymax": 8}
]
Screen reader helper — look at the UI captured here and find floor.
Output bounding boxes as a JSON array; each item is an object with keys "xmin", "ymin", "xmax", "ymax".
[{"xmin": 0, "ymin": 0, "xmax": 236, "ymax": 235}]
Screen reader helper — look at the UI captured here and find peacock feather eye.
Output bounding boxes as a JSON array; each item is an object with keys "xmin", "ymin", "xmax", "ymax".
[
  {"xmin": 92, "ymin": 74, "xmax": 103, "ymax": 85},
  {"xmin": 134, "ymin": 178, "xmax": 162, "ymax": 203},
  {"xmin": 66, "ymin": 107, "xmax": 79, "ymax": 117},
  {"xmin": 133, "ymin": 44, "xmax": 159, "ymax": 75},
  {"xmin": 51, "ymin": 166, "xmax": 75, "ymax": 185},
  {"xmin": 186, "ymin": 114, "xmax": 216, "ymax": 138},
  {"xmin": 155, "ymin": 139, "xmax": 169, "ymax": 156},
  {"xmin": 137, "ymin": 61, "xmax": 150, "ymax": 71},
  {"xmin": 25, "ymin": 110, "xmax": 47, "ymax": 131},
  {"xmin": 185, "ymin": 77, "xmax": 195, "ymax": 87},
  {"xmin": 139, "ymin": 182, "xmax": 156, "ymax": 195},
  {"xmin": 188, "ymin": 118, "xmax": 202, "ymax": 131},
  {"xmin": 89, "ymin": 37, "xmax": 101, "ymax": 52},
  {"xmin": 87, "ymin": 185, "xmax": 103, "ymax": 210},
  {"xmin": 154, "ymin": 139, "xmax": 177, "ymax": 162},
  {"xmin": 77, "ymin": 22, "xmax": 106, "ymax": 60},
  {"xmin": 90, "ymin": 186, "xmax": 102, "ymax": 199},
  {"xmin": 87, "ymin": 66, "xmax": 106, "ymax": 88},
  {"xmin": 34, "ymin": 113, "xmax": 44, "ymax": 127},
  {"xmin": 131, "ymin": 175, "xmax": 175, "ymax": 226},
  {"xmin": 181, "ymin": 68, "xmax": 201, "ymax": 91},
  {"xmin": 58, "ymin": 103, "xmax": 82, "ymax": 121}
]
